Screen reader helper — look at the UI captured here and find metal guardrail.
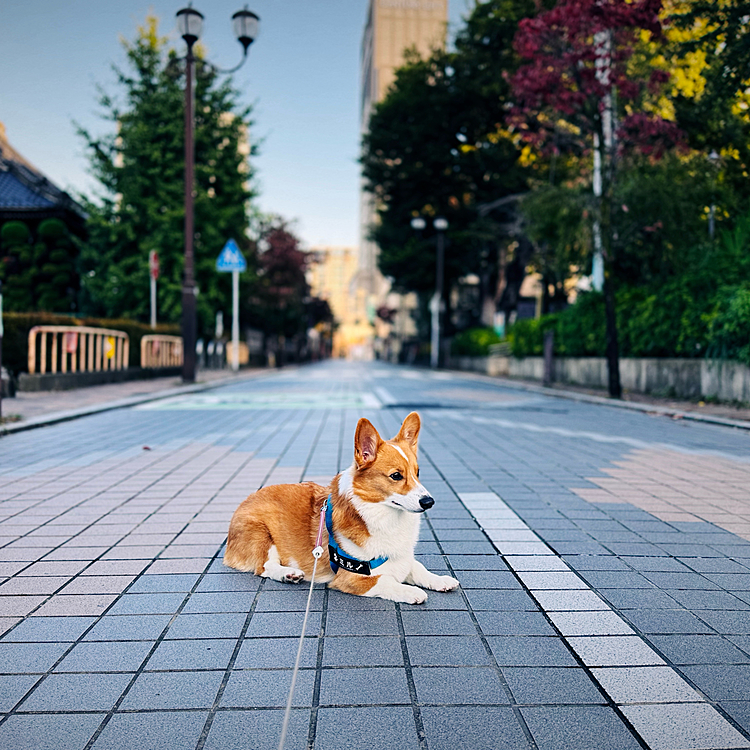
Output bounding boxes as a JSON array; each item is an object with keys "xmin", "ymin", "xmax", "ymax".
[
  {"xmin": 140, "ymin": 335, "xmax": 183, "ymax": 368},
  {"xmin": 28, "ymin": 326, "xmax": 129, "ymax": 375}
]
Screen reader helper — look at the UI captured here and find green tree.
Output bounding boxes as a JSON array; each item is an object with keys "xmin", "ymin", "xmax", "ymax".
[
  {"xmin": 361, "ymin": 0, "xmax": 537, "ymax": 312},
  {"xmin": 0, "ymin": 219, "xmax": 79, "ymax": 313},
  {"xmin": 520, "ymin": 184, "xmax": 588, "ymax": 313},
  {"xmin": 77, "ymin": 16, "xmax": 256, "ymax": 335},
  {"xmin": 245, "ymin": 218, "xmax": 332, "ymax": 359},
  {"xmin": 0, "ymin": 221, "xmax": 34, "ymax": 311},
  {"xmin": 35, "ymin": 219, "xmax": 79, "ymax": 312}
]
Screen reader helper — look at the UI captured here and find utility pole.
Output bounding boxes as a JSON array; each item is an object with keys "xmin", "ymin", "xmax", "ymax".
[
  {"xmin": 181, "ymin": 30, "xmax": 197, "ymax": 382},
  {"xmin": 149, "ymin": 251, "xmax": 159, "ymax": 329},
  {"xmin": 232, "ymin": 269, "xmax": 240, "ymax": 371},
  {"xmin": 593, "ymin": 27, "xmax": 621, "ymax": 399},
  {"xmin": 591, "ymin": 29, "xmax": 613, "ymax": 293},
  {"xmin": 176, "ymin": 5, "xmax": 259, "ymax": 382},
  {"xmin": 431, "ymin": 219, "xmax": 448, "ymax": 369}
]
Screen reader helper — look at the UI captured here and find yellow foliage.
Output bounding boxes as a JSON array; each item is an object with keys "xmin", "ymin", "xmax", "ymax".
[
  {"xmin": 130, "ymin": 14, "xmax": 168, "ymax": 51},
  {"xmin": 636, "ymin": 13, "xmax": 708, "ymax": 106},
  {"xmin": 519, "ymin": 145, "xmax": 536, "ymax": 167},
  {"xmin": 720, "ymin": 147, "xmax": 741, "ymax": 162},
  {"xmin": 138, "ymin": 15, "xmax": 163, "ymax": 48},
  {"xmin": 731, "ymin": 93, "xmax": 750, "ymax": 124},
  {"xmin": 487, "ymin": 128, "xmax": 513, "ymax": 145}
]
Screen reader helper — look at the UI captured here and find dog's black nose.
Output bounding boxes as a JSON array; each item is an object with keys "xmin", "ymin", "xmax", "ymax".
[{"xmin": 419, "ymin": 496, "xmax": 435, "ymax": 511}]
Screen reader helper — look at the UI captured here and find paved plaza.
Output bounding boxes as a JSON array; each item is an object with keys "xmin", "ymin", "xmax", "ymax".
[{"xmin": 1, "ymin": 361, "xmax": 750, "ymax": 750}]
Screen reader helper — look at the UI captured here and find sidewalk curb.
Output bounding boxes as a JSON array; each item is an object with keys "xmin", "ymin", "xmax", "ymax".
[
  {"xmin": 446, "ymin": 368, "xmax": 750, "ymax": 432},
  {"xmin": 0, "ymin": 368, "xmax": 277, "ymax": 437}
]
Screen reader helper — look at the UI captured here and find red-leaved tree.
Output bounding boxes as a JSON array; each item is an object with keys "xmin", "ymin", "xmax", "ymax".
[
  {"xmin": 511, "ymin": 0, "xmax": 681, "ymax": 397},
  {"xmin": 245, "ymin": 219, "xmax": 332, "ymax": 362}
]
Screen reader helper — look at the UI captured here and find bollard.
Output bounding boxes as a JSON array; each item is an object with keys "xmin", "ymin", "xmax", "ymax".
[{"xmin": 543, "ymin": 328, "xmax": 554, "ymax": 387}]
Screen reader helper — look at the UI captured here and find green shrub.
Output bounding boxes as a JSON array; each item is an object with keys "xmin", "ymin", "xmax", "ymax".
[
  {"xmin": 505, "ymin": 207, "xmax": 750, "ymax": 362},
  {"xmin": 1, "ymin": 221, "xmax": 31, "ymax": 245},
  {"xmin": 0, "ymin": 312, "xmax": 179, "ymax": 375},
  {"xmin": 507, "ymin": 317, "xmax": 545, "ymax": 357},
  {"xmin": 451, "ymin": 327, "xmax": 501, "ymax": 356},
  {"xmin": 508, "ymin": 292, "xmax": 604, "ymax": 358},
  {"xmin": 506, "ymin": 282, "xmax": 750, "ymax": 362},
  {"xmin": 617, "ymin": 280, "xmax": 711, "ymax": 358},
  {"xmin": 707, "ymin": 285, "xmax": 750, "ymax": 365},
  {"xmin": 37, "ymin": 218, "xmax": 67, "ymax": 242},
  {"xmin": 556, "ymin": 292, "xmax": 606, "ymax": 356}
]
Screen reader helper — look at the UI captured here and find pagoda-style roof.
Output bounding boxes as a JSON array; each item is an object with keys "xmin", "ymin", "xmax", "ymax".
[{"xmin": 0, "ymin": 122, "xmax": 86, "ymax": 234}]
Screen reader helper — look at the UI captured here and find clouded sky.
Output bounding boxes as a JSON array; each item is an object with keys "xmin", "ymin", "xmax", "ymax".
[{"xmin": 1, "ymin": 0, "xmax": 471, "ymax": 248}]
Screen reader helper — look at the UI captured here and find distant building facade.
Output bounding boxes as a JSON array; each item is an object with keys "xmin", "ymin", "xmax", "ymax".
[
  {"xmin": 357, "ymin": 0, "xmax": 448, "ymax": 357},
  {"xmin": 307, "ymin": 246, "xmax": 372, "ymax": 359}
]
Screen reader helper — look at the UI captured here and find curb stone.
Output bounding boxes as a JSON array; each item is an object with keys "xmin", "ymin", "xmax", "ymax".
[
  {"xmin": 0, "ymin": 368, "xmax": 284, "ymax": 437},
  {"xmin": 445, "ymin": 368, "xmax": 750, "ymax": 432}
]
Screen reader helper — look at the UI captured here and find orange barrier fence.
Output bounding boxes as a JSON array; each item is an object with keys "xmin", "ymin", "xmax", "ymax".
[
  {"xmin": 28, "ymin": 326, "xmax": 129, "ymax": 375},
  {"xmin": 140, "ymin": 335, "xmax": 183, "ymax": 368}
]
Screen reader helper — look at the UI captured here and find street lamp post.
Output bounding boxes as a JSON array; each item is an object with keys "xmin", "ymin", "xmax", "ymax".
[
  {"xmin": 411, "ymin": 216, "xmax": 448, "ymax": 369},
  {"xmin": 432, "ymin": 217, "xmax": 448, "ymax": 369},
  {"xmin": 176, "ymin": 5, "xmax": 259, "ymax": 383}
]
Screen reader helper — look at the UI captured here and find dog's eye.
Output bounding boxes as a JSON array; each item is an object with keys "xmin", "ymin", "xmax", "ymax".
[{"xmin": 389, "ymin": 472, "xmax": 403, "ymax": 481}]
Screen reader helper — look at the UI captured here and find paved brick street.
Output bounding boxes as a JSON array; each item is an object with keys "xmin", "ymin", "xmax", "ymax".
[{"xmin": 1, "ymin": 361, "xmax": 750, "ymax": 750}]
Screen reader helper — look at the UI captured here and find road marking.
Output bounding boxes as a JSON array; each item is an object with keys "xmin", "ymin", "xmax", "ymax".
[
  {"xmin": 459, "ymin": 491, "xmax": 750, "ymax": 750},
  {"xmin": 373, "ymin": 386, "xmax": 396, "ymax": 406},
  {"xmin": 448, "ymin": 414, "xmax": 750, "ymax": 463},
  {"xmin": 136, "ymin": 392, "xmax": 381, "ymax": 411}
]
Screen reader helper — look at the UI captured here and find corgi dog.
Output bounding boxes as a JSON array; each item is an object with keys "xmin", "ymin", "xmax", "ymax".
[{"xmin": 223, "ymin": 412, "xmax": 459, "ymax": 604}]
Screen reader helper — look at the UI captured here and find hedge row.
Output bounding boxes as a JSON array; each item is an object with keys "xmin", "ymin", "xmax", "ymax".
[
  {"xmin": 1, "ymin": 312, "xmax": 180, "ymax": 375},
  {"xmin": 451, "ymin": 327, "xmax": 502, "ymax": 356},
  {"xmin": 507, "ymin": 285, "xmax": 750, "ymax": 365}
]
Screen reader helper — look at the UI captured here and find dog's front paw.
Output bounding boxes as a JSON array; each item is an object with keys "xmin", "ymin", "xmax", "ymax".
[
  {"xmin": 368, "ymin": 580, "xmax": 428, "ymax": 604},
  {"xmin": 402, "ymin": 585, "xmax": 428, "ymax": 605},
  {"xmin": 434, "ymin": 575, "xmax": 460, "ymax": 592},
  {"xmin": 282, "ymin": 569, "xmax": 305, "ymax": 584}
]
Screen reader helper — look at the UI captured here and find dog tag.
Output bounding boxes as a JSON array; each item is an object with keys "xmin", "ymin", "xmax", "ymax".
[{"xmin": 328, "ymin": 545, "xmax": 372, "ymax": 576}]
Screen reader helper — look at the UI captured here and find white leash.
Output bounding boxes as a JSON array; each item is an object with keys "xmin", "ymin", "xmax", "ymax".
[{"xmin": 277, "ymin": 499, "xmax": 328, "ymax": 750}]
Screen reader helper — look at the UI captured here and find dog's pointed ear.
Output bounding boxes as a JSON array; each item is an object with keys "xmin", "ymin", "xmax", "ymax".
[
  {"xmin": 394, "ymin": 411, "xmax": 421, "ymax": 450},
  {"xmin": 354, "ymin": 418, "xmax": 382, "ymax": 469}
]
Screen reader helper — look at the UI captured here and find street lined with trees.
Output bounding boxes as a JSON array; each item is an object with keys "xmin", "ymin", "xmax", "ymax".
[{"xmin": 362, "ymin": 0, "xmax": 750, "ymax": 395}]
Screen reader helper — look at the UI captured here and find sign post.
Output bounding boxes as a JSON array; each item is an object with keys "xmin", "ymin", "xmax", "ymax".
[
  {"xmin": 216, "ymin": 239, "xmax": 247, "ymax": 372},
  {"xmin": 149, "ymin": 251, "xmax": 160, "ymax": 329}
]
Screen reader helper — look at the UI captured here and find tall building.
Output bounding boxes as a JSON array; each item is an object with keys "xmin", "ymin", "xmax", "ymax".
[
  {"xmin": 307, "ymin": 246, "xmax": 372, "ymax": 359},
  {"xmin": 361, "ymin": 0, "xmax": 448, "ymax": 129},
  {"xmin": 357, "ymin": 0, "xmax": 448, "ymax": 356}
]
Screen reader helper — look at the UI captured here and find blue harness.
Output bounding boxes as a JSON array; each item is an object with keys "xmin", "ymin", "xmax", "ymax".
[{"xmin": 325, "ymin": 496, "xmax": 388, "ymax": 576}]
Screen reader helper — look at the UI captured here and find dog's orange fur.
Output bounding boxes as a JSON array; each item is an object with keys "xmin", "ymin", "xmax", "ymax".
[
  {"xmin": 224, "ymin": 470, "xmax": 381, "ymax": 581},
  {"xmin": 224, "ymin": 481, "xmax": 329, "ymax": 577}
]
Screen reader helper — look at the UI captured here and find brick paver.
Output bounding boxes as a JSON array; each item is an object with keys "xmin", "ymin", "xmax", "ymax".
[{"xmin": 1, "ymin": 361, "xmax": 749, "ymax": 750}]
